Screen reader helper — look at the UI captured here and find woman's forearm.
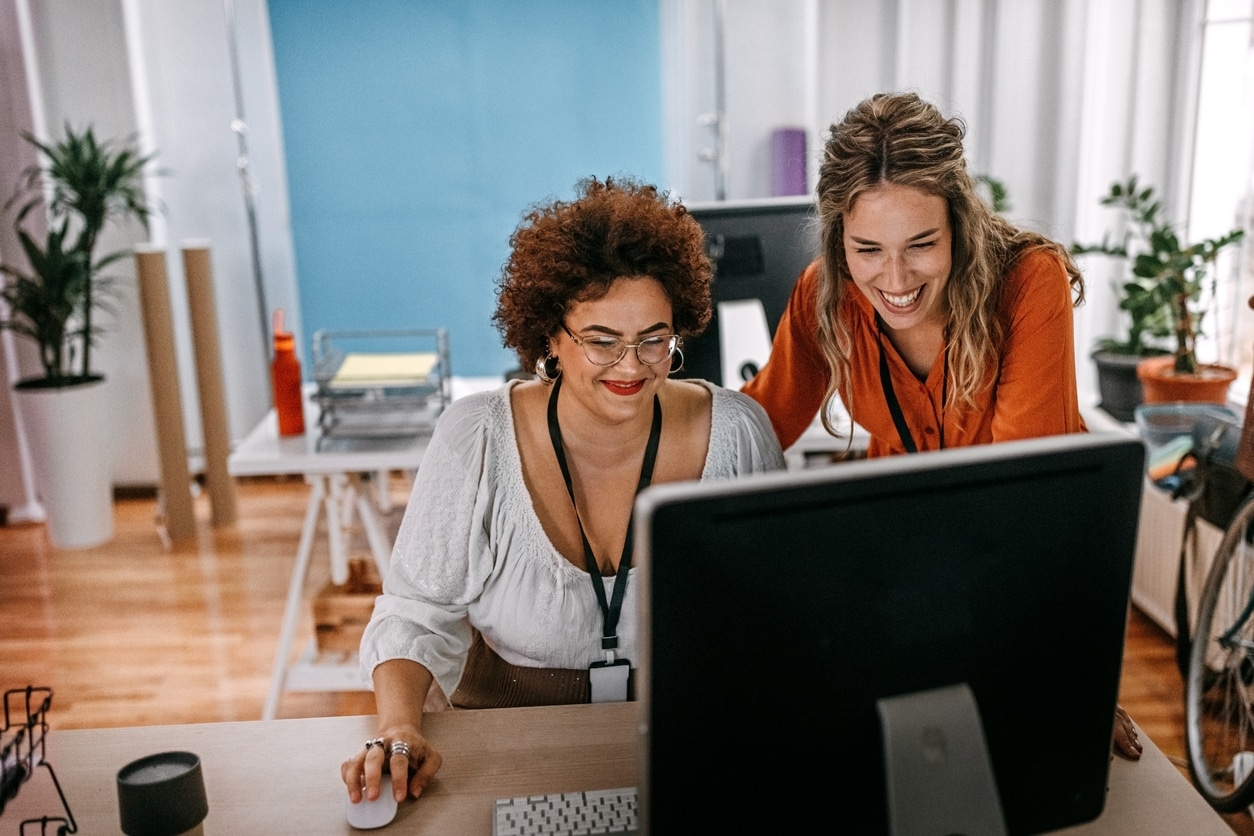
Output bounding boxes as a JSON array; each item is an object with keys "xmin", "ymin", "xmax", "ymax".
[{"xmin": 372, "ymin": 658, "xmax": 435, "ymax": 731}]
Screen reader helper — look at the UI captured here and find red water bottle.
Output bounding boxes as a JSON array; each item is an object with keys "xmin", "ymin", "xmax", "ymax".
[{"xmin": 271, "ymin": 309, "xmax": 305, "ymax": 436}]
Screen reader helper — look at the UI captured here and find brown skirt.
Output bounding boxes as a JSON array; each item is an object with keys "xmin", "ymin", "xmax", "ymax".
[{"xmin": 450, "ymin": 632, "xmax": 636, "ymax": 709}]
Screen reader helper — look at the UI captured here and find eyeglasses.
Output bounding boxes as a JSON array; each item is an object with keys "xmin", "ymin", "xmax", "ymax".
[{"xmin": 561, "ymin": 325, "xmax": 682, "ymax": 367}]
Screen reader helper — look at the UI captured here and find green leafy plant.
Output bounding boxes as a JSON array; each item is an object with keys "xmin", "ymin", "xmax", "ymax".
[
  {"xmin": 1, "ymin": 221, "xmax": 90, "ymax": 381},
  {"xmin": 975, "ymin": 174, "xmax": 1010, "ymax": 214},
  {"xmin": 0, "ymin": 124, "xmax": 156, "ymax": 387},
  {"xmin": 1073, "ymin": 175, "xmax": 1244, "ymax": 374}
]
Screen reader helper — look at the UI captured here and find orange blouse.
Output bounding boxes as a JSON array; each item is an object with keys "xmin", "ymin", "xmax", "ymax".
[{"xmin": 742, "ymin": 250, "xmax": 1086, "ymax": 456}]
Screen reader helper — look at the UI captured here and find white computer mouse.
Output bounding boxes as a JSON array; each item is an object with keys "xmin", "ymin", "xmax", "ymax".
[{"xmin": 346, "ymin": 784, "xmax": 399, "ymax": 830}]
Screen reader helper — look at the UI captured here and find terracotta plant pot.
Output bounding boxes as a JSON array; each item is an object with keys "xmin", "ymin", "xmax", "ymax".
[{"xmin": 1136, "ymin": 355, "xmax": 1238, "ymax": 405}]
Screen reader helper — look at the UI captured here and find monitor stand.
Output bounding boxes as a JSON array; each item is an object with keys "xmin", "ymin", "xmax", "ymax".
[
  {"xmin": 717, "ymin": 298, "xmax": 772, "ymax": 387},
  {"xmin": 877, "ymin": 683, "xmax": 1008, "ymax": 836}
]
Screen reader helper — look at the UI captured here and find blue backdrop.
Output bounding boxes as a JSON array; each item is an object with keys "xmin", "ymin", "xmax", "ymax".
[{"xmin": 268, "ymin": 0, "xmax": 664, "ymax": 377}]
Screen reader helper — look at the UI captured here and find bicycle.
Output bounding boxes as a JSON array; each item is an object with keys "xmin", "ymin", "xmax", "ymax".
[
  {"xmin": 1186, "ymin": 493, "xmax": 1254, "ymax": 811},
  {"xmin": 1184, "ymin": 297, "xmax": 1254, "ymax": 812}
]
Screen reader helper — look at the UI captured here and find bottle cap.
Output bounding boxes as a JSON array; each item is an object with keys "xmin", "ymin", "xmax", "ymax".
[{"xmin": 272, "ymin": 309, "xmax": 295, "ymax": 351}]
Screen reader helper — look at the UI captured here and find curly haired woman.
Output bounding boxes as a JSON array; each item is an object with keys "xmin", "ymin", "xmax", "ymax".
[{"xmin": 343, "ymin": 176, "xmax": 783, "ymax": 808}]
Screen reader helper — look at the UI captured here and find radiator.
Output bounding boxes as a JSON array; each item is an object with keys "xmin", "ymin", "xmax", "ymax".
[
  {"xmin": 1081, "ymin": 406, "xmax": 1230, "ymax": 637},
  {"xmin": 1132, "ymin": 478, "xmax": 1225, "ymax": 637}
]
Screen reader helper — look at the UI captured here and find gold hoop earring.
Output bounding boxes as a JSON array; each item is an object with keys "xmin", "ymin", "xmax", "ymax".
[
  {"xmin": 534, "ymin": 354, "xmax": 561, "ymax": 383},
  {"xmin": 669, "ymin": 348, "xmax": 685, "ymax": 374}
]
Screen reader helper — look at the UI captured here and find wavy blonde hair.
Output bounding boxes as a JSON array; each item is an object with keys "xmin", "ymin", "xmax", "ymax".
[{"xmin": 815, "ymin": 92, "xmax": 1084, "ymax": 437}]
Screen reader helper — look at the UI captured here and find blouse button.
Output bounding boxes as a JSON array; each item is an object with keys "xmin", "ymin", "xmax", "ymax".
[{"xmin": 923, "ymin": 426, "xmax": 936, "ymax": 436}]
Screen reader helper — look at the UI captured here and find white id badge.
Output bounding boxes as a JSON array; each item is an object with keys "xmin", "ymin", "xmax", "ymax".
[{"xmin": 589, "ymin": 659, "xmax": 631, "ymax": 703}]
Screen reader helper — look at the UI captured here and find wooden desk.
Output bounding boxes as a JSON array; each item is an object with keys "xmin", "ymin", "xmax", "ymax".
[{"xmin": 0, "ymin": 704, "xmax": 1235, "ymax": 835}]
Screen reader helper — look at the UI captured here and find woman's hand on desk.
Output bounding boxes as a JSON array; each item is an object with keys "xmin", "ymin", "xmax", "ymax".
[
  {"xmin": 342, "ymin": 723, "xmax": 443, "ymax": 804},
  {"xmin": 344, "ymin": 658, "xmax": 443, "ymax": 803},
  {"xmin": 1112, "ymin": 703, "xmax": 1143, "ymax": 760}
]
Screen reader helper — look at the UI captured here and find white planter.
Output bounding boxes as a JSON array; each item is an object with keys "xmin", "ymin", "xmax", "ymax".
[{"xmin": 13, "ymin": 378, "xmax": 114, "ymax": 549}]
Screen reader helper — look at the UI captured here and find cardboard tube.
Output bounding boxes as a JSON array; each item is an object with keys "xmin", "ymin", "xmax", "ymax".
[
  {"xmin": 134, "ymin": 245, "xmax": 196, "ymax": 541},
  {"xmin": 182, "ymin": 241, "xmax": 238, "ymax": 526}
]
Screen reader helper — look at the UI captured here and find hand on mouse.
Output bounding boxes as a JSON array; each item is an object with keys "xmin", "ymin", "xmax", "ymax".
[
  {"xmin": 342, "ymin": 724, "xmax": 443, "ymax": 805},
  {"xmin": 1111, "ymin": 704, "xmax": 1142, "ymax": 760}
]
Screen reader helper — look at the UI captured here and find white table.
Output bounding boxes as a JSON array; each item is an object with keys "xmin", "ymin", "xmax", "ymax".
[
  {"xmin": 227, "ymin": 377, "xmax": 501, "ymax": 720},
  {"xmin": 783, "ymin": 409, "xmax": 870, "ymax": 469}
]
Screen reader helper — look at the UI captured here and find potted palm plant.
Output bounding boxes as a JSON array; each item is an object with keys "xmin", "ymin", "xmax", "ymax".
[
  {"xmin": 0, "ymin": 124, "xmax": 155, "ymax": 548},
  {"xmin": 1074, "ymin": 176, "xmax": 1244, "ymax": 418}
]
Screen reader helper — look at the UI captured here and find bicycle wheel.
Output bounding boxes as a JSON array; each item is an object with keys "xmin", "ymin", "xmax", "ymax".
[{"xmin": 1186, "ymin": 492, "xmax": 1254, "ymax": 811}]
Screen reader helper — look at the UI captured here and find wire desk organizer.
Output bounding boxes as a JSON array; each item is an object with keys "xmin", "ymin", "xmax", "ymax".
[
  {"xmin": 311, "ymin": 328, "xmax": 451, "ymax": 449},
  {"xmin": 0, "ymin": 687, "xmax": 76, "ymax": 835}
]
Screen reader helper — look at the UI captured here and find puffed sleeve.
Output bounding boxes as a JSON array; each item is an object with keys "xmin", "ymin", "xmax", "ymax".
[
  {"xmin": 990, "ymin": 249, "xmax": 1086, "ymax": 441},
  {"xmin": 358, "ymin": 392, "xmax": 498, "ymax": 699},
  {"xmin": 705, "ymin": 385, "xmax": 787, "ymax": 478}
]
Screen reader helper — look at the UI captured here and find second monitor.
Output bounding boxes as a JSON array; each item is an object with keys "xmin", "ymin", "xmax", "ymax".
[{"xmin": 679, "ymin": 196, "xmax": 819, "ymax": 387}]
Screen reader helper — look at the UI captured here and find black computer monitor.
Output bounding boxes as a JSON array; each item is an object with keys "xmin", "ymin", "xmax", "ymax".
[
  {"xmin": 678, "ymin": 196, "xmax": 819, "ymax": 386},
  {"xmin": 634, "ymin": 433, "xmax": 1144, "ymax": 835}
]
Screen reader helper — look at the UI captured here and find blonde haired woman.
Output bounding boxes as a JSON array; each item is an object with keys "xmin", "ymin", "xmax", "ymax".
[
  {"xmin": 745, "ymin": 91, "xmax": 1086, "ymax": 455},
  {"xmin": 743, "ymin": 92, "xmax": 1141, "ymax": 760}
]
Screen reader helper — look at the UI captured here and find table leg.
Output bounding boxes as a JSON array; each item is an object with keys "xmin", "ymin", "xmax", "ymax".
[
  {"xmin": 263, "ymin": 475, "xmax": 326, "ymax": 721},
  {"xmin": 325, "ymin": 474, "xmax": 351, "ymax": 586},
  {"xmin": 354, "ymin": 482, "xmax": 393, "ymax": 579},
  {"xmin": 374, "ymin": 469, "xmax": 393, "ymax": 513}
]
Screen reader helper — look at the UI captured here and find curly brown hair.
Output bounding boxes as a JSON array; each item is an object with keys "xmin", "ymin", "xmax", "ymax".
[{"xmin": 493, "ymin": 176, "xmax": 712, "ymax": 370}]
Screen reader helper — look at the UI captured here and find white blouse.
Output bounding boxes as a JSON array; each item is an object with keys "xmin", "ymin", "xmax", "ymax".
[{"xmin": 359, "ymin": 379, "xmax": 785, "ymax": 701}]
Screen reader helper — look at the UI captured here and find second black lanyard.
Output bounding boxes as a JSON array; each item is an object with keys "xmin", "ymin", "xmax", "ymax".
[
  {"xmin": 876, "ymin": 319, "xmax": 947, "ymax": 453},
  {"xmin": 546, "ymin": 374, "xmax": 662, "ymax": 656}
]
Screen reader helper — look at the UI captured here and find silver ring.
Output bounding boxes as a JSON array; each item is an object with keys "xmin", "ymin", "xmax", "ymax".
[
  {"xmin": 364, "ymin": 737, "xmax": 385, "ymax": 751},
  {"xmin": 390, "ymin": 741, "xmax": 411, "ymax": 759}
]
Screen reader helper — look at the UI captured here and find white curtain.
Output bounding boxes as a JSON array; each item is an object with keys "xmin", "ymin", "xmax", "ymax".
[{"xmin": 660, "ymin": 0, "xmax": 1207, "ymax": 405}]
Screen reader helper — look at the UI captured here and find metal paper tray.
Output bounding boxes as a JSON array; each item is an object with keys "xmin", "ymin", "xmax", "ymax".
[{"xmin": 310, "ymin": 328, "xmax": 451, "ymax": 441}]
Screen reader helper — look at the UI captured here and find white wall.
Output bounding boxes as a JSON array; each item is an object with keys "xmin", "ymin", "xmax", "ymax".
[
  {"xmin": 663, "ymin": 0, "xmax": 816, "ymax": 202},
  {"xmin": 30, "ymin": 0, "xmax": 158, "ymax": 487},
  {"xmin": 121, "ymin": 0, "xmax": 298, "ymax": 465},
  {"xmin": 0, "ymin": 0, "xmax": 298, "ymax": 494},
  {"xmin": 0, "ymin": 0, "xmax": 43, "ymax": 520}
]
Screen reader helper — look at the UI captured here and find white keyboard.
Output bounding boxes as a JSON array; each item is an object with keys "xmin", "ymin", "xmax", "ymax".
[{"xmin": 493, "ymin": 786, "xmax": 639, "ymax": 836}]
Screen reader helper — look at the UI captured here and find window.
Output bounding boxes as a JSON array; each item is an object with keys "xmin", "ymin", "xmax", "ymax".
[{"xmin": 1191, "ymin": 0, "xmax": 1254, "ymax": 392}]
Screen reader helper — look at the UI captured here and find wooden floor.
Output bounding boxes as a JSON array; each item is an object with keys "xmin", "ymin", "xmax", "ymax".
[
  {"xmin": 1, "ymin": 476, "xmax": 380, "ymax": 728},
  {"xmin": 1, "ymin": 476, "xmax": 1250, "ymax": 832}
]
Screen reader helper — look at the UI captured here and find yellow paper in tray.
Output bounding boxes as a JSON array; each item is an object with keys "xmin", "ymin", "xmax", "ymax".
[{"xmin": 328, "ymin": 352, "xmax": 438, "ymax": 388}]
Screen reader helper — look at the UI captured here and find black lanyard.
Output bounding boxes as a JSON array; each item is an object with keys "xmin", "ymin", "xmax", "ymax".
[
  {"xmin": 875, "ymin": 318, "xmax": 946, "ymax": 453},
  {"xmin": 546, "ymin": 375, "xmax": 662, "ymax": 655}
]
